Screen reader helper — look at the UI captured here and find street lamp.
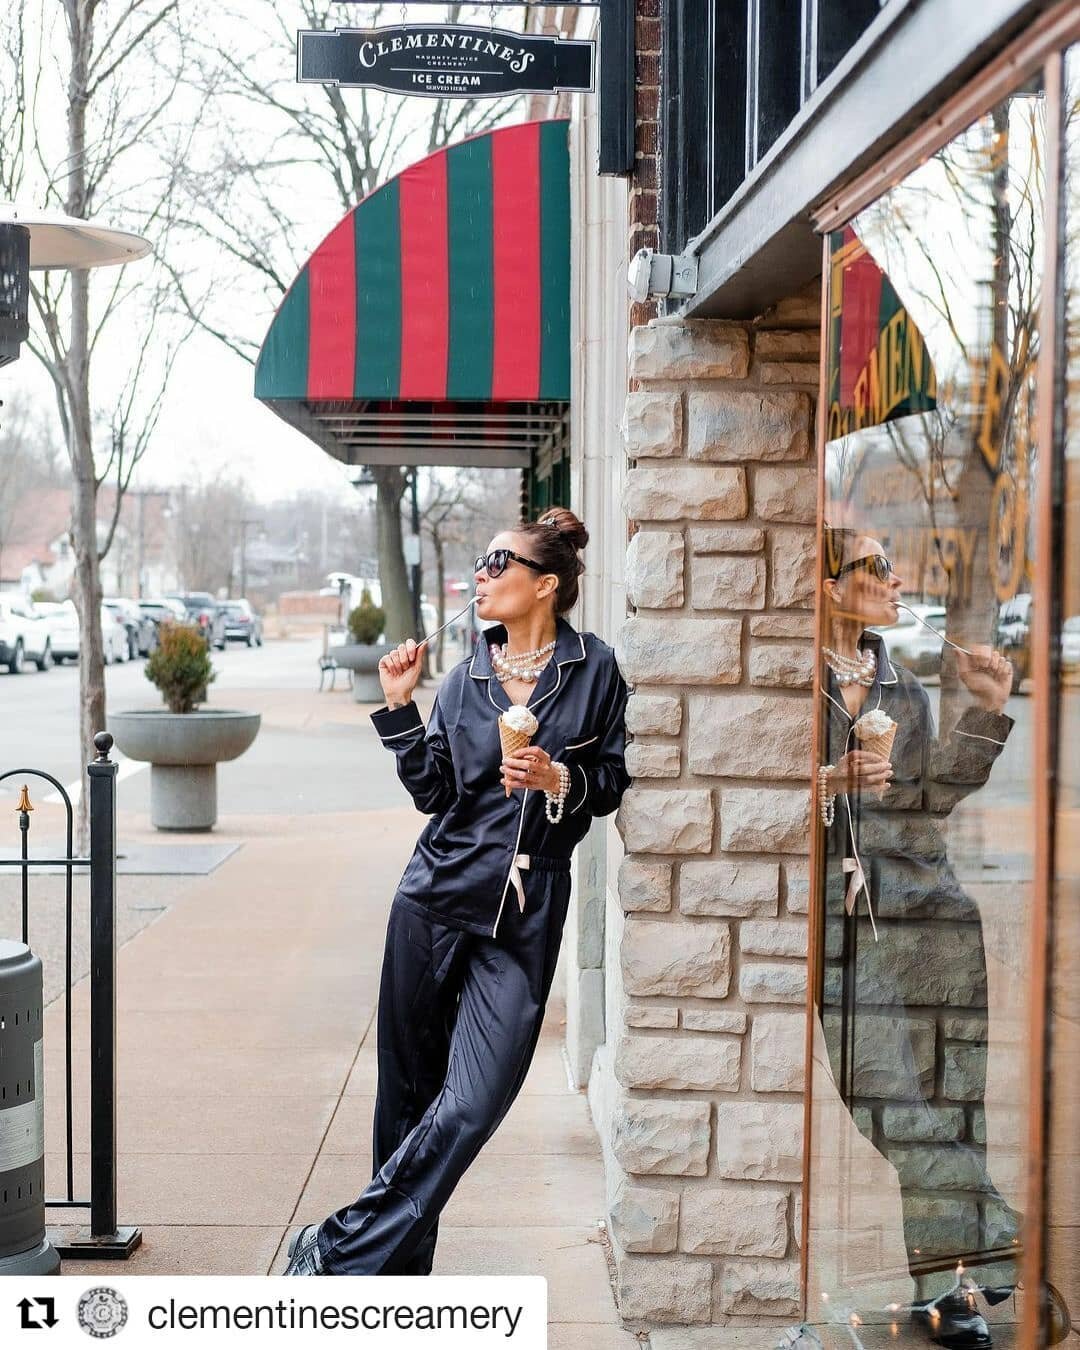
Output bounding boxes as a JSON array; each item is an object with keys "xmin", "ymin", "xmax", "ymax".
[{"xmin": 0, "ymin": 204, "xmax": 151, "ymax": 367}]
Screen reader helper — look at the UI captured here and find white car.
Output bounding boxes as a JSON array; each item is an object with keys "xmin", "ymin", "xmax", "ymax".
[
  {"xmin": 34, "ymin": 599, "xmax": 80, "ymax": 663},
  {"xmin": 0, "ymin": 596, "xmax": 53, "ymax": 673},
  {"xmin": 1062, "ymin": 616, "xmax": 1080, "ymax": 671},
  {"xmin": 871, "ymin": 604, "xmax": 947, "ymax": 677},
  {"xmin": 32, "ymin": 602, "xmax": 127, "ymax": 665},
  {"xmin": 100, "ymin": 604, "xmax": 129, "ymax": 664}
]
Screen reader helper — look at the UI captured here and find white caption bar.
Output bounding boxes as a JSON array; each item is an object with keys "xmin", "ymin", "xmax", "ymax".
[{"xmin": 8, "ymin": 1276, "xmax": 547, "ymax": 1348}]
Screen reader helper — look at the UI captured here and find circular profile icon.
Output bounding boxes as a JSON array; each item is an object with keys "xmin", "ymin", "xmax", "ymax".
[{"xmin": 77, "ymin": 1287, "xmax": 129, "ymax": 1339}]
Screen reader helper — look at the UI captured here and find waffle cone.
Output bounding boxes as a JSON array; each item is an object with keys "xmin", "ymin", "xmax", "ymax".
[
  {"xmin": 861, "ymin": 724, "xmax": 897, "ymax": 764},
  {"xmin": 498, "ymin": 719, "xmax": 533, "ymax": 796},
  {"xmin": 859, "ymin": 724, "xmax": 897, "ymax": 799}
]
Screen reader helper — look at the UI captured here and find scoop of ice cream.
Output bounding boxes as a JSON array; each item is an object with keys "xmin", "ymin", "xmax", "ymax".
[
  {"xmin": 853, "ymin": 709, "xmax": 895, "ymax": 739},
  {"xmin": 501, "ymin": 705, "xmax": 538, "ymax": 736}
]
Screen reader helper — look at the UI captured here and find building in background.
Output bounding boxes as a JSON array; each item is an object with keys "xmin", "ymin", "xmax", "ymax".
[
  {"xmin": 0, "ymin": 486, "xmax": 179, "ymax": 599},
  {"xmin": 531, "ymin": 1, "xmax": 1079, "ymax": 1344}
]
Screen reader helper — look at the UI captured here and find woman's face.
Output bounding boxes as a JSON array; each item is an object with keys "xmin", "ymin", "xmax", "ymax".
[
  {"xmin": 825, "ymin": 535, "xmax": 903, "ymax": 627},
  {"xmin": 474, "ymin": 531, "xmax": 557, "ymax": 624}
]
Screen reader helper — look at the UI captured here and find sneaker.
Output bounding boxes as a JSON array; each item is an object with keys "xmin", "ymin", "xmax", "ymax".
[
  {"xmin": 1040, "ymin": 1282, "xmax": 1072, "ymax": 1345},
  {"xmin": 284, "ymin": 1224, "xmax": 325, "ymax": 1276},
  {"xmin": 911, "ymin": 1292, "xmax": 992, "ymax": 1348}
]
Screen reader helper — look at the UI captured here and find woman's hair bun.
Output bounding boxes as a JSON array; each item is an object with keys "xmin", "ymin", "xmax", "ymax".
[
  {"xmin": 518, "ymin": 508, "xmax": 589, "ymax": 613},
  {"xmin": 537, "ymin": 507, "xmax": 589, "ymax": 552}
]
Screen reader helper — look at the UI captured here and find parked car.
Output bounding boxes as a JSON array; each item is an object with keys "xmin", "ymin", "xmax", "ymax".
[
  {"xmin": 870, "ymin": 604, "xmax": 947, "ymax": 677},
  {"xmin": 996, "ymin": 593, "xmax": 1032, "ymax": 693},
  {"xmin": 0, "ymin": 596, "xmax": 53, "ymax": 672},
  {"xmin": 166, "ymin": 592, "xmax": 227, "ymax": 649},
  {"xmin": 1062, "ymin": 615, "xmax": 1080, "ymax": 672},
  {"xmin": 100, "ymin": 604, "xmax": 130, "ymax": 665},
  {"xmin": 104, "ymin": 597, "xmax": 157, "ymax": 658},
  {"xmin": 220, "ymin": 598, "xmax": 263, "ymax": 647},
  {"xmin": 34, "ymin": 599, "xmax": 80, "ymax": 663},
  {"xmin": 139, "ymin": 596, "xmax": 188, "ymax": 642}
]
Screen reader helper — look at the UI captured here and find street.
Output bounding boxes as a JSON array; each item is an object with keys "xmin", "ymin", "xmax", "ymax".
[
  {"xmin": 2, "ymin": 636, "xmax": 1068, "ymax": 815},
  {"xmin": 0, "ymin": 636, "xmax": 419, "ymax": 817}
]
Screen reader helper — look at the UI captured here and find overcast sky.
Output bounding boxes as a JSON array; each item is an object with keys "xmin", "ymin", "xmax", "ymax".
[{"xmin": 6, "ymin": 2, "xmax": 537, "ymax": 503}]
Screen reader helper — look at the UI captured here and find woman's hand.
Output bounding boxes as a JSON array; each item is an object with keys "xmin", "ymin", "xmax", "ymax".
[
  {"xmin": 379, "ymin": 639, "xmax": 427, "ymax": 708},
  {"xmin": 955, "ymin": 646, "xmax": 1012, "ymax": 713},
  {"xmin": 827, "ymin": 750, "xmax": 893, "ymax": 795},
  {"xmin": 501, "ymin": 745, "xmax": 562, "ymax": 795}
]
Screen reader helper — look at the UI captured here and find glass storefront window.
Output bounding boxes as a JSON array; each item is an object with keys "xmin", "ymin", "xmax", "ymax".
[
  {"xmin": 1042, "ymin": 42, "xmax": 1080, "ymax": 1350},
  {"xmin": 806, "ymin": 78, "xmax": 1046, "ymax": 1346}
]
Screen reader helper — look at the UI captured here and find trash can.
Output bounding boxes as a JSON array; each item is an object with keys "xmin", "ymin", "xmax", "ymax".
[{"xmin": 0, "ymin": 940, "xmax": 59, "ymax": 1274}]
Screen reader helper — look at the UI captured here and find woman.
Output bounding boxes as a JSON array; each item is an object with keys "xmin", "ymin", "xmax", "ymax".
[
  {"xmin": 817, "ymin": 527, "xmax": 1028, "ymax": 1349},
  {"xmin": 285, "ymin": 507, "xmax": 630, "ymax": 1277}
]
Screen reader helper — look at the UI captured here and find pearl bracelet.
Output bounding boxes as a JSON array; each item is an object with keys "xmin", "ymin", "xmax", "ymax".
[
  {"xmin": 545, "ymin": 761, "xmax": 571, "ymax": 824},
  {"xmin": 818, "ymin": 764, "xmax": 836, "ymax": 827}
]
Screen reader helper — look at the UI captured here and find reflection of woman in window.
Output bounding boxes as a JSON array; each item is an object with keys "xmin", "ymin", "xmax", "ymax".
[{"xmin": 818, "ymin": 527, "xmax": 1021, "ymax": 1349}]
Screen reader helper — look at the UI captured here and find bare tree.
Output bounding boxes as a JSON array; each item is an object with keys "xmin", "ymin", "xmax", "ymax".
[
  {"xmin": 0, "ymin": 1, "xmax": 200, "ymax": 836},
  {"xmin": 419, "ymin": 465, "xmax": 518, "ymax": 665},
  {"xmin": 167, "ymin": 2, "xmax": 523, "ymax": 643},
  {"xmin": 173, "ymin": 474, "xmax": 254, "ymax": 594},
  {"xmin": 0, "ymin": 397, "xmax": 66, "ymax": 584}
]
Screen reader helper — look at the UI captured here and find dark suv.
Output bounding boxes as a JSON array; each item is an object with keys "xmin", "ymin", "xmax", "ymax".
[
  {"xmin": 167, "ymin": 592, "xmax": 227, "ymax": 649},
  {"xmin": 221, "ymin": 599, "xmax": 264, "ymax": 647}
]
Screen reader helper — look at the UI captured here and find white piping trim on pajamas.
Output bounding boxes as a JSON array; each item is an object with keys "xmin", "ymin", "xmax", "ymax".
[
  {"xmin": 379, "ymin": 726, "xmax": 425, "ymax": 742},
  {"xmin": 492, "ymin": 788, "xmax": 530, "ymax": 939},
  {"xmin": 564, "ymin": 735, "xmax": 599, "ymax": 752},
  {"xmin": 568, "ymin": 764, "xmax": 588, "ymax": 813},
  {"xmin": 954, "ymin": 728, "xmax": 1008, "ymax": 746}
]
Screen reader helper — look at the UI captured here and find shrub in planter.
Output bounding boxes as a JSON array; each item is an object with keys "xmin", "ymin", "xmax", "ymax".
[
  {"xmin": 347, "ymin": 589, "xmax": 386, "ymax": 646},
  {"xmin": 144, "ymin": 623, "xmax": 216, "ymax": 714}
]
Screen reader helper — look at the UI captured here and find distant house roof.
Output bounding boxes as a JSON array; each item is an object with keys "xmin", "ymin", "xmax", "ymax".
[
  {"xmin": 0, "ymin": 487, "xmax": 72, "ymax": 583},
  {"xmin": 0, "ymin": 485, "xmax": 174, "ymax": 586}
]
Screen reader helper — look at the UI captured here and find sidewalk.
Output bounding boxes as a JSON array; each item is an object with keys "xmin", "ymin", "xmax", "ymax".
[{"xmin": 37, "ymin": 678, "xmax": 644, "ymax": 1348}]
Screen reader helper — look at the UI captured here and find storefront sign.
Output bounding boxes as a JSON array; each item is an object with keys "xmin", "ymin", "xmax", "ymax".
[
  {"xmin": 827, "ymin": 227, "xmax": 938, "ymax": 441},
  {"xmin": 297, "ymin": 24, "xmax": 594, "ymax": 98}
]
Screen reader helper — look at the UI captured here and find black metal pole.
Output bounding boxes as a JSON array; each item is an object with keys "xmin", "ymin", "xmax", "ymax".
[
  {"xmin": 409, "ymin": 468, "xmax": 423, "ymax": 636},
  {"xmin": 598, "ymin": 0, "xmax": 635, "ymax": 176},
  {"xmin": 88, "ymin": 733, "xmax": 118, "ymax": 1240},
  {"xmin": 18, "ymin": 786, "xmax": 30, "ymax": 945}
]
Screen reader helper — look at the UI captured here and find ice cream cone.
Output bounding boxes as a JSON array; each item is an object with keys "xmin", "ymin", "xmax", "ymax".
[
  {"xmin": 853, "ymin": 712, "xmax": 898, "ymax": 799},
  {"xmin": 499, "ymin": 717, "xmax": 535, "ymax": 796}
]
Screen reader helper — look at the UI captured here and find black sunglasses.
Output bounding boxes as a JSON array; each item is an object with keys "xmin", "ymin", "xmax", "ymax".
[
  {"xmin": 474, "ymin": 548, "xmax": 546, "ymax": 579},
  {"xmin": 835, "ymin": 554, "xmax": 894, "ymax": 583}
]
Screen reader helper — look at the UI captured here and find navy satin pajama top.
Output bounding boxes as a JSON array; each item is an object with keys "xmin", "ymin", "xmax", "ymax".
[{"xmin": 370, "ymin": 617, "xmax": 631, "ymax": 939}]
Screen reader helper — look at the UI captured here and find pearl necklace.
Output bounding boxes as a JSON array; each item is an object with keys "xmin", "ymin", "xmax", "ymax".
[
  {"xmin": 490, "ymin": 639, "xmax": 556, "ymax": 684},
  {"xmin": 823, "ymin": 645, "xmax": 877, "ymax": 688}
]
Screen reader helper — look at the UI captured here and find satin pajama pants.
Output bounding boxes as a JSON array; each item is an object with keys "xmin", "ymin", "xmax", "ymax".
[{"xmin": 317, "ymin": 860, "xmax": 571, "ymax": 1275}]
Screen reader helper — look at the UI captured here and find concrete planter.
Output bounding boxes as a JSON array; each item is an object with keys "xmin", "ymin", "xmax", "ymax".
[
  {"xmin": 332, "ymin": 642, "xmax": 391, "ymax": 703},
  {"xmin": 108, "ymin": 709, "xmax": 261, "ymax": 832}
]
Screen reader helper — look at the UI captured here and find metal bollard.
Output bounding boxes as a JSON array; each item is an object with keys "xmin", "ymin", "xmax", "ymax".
[{"xmin": 0, "ymin": 940, "xmax": 59, "ymax": 1274}]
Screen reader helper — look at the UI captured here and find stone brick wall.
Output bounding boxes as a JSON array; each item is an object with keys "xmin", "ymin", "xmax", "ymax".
[{"xmin": 609, "ymin": 290, "xmax": 822, "ymax": 1330}]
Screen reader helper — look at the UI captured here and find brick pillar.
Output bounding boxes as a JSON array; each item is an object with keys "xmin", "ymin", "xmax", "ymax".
[
  {"xmin": 610, "ymin": 284, "xmax": 823, "ymax": 1332},
  {"xmin": 630, "ymin": 0, "xmax": 660, "ymax": 330}
]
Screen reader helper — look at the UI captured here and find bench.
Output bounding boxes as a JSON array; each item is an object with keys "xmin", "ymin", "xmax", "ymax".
[{"xmin": 318, "ymin": 655, "xmax": 352, "ymax": 691}]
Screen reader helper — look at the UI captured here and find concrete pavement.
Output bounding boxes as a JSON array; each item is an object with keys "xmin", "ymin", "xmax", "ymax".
[{"xmin": 31, "ymin": 671, "xmax": 643, "ymax": 1347}]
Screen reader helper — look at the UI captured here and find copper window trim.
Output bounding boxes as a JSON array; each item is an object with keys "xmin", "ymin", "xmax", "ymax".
[
  {"xmin": 800, "ymin": 241, "xmax": 831, "ymax": 1316},
  {"xmin": 1020, "ymin": 42, "xmax": 1064, "ymax": 1350}
]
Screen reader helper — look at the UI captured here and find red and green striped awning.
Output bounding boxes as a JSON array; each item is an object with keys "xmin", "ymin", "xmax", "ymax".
[{"xmin": 255, "ymin": 119, "xmax": 570, "ymax": 470}]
